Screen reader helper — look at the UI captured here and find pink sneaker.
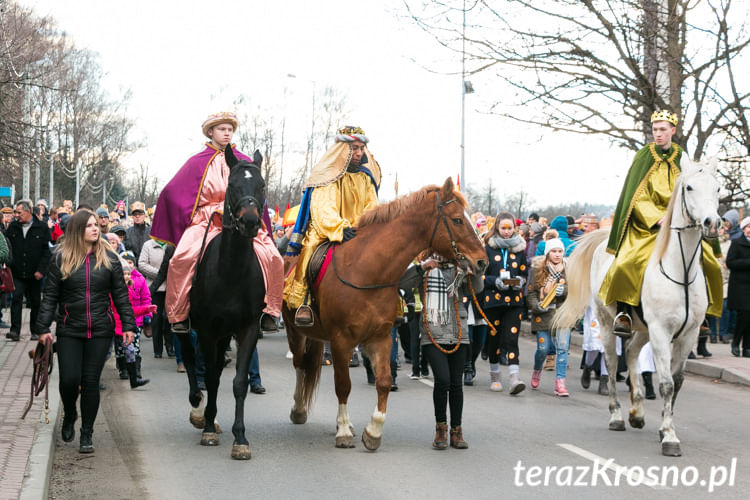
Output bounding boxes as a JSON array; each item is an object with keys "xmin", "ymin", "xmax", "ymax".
[
  {"xmin": 554, "ymin": 378, "xmax": 569, "ymax": 397},
  {"xmin": 530, "ymin": 370, "xmax": 542, "ymax": 389}
]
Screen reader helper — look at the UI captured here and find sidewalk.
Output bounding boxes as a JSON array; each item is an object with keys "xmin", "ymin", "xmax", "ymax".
[
  {"xmin": 0, "ymin": 309, "xmax": 59, "ymax": 500},
  {"xmin": 519, "ymin": 320, "xmax": 750, "ymax": 387}
]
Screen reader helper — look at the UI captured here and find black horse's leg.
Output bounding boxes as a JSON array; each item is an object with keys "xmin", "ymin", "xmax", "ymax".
[
  {"xmin": 176, "ymin": 331, "xmax": 201, "ymax": 407},
  {"xmin": 231, "ymin": 324, "xmax": 258, "ymax": 458},
  {"xmin": 198, "ymin": 336, "xmax": 220, "ymax": 443}
]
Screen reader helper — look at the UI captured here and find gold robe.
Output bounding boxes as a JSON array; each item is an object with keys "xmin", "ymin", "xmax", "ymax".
[
  {"xmin": 283, "ymin": 171, "xmax": 378, "ymax": 309},
  {"xmin": 599, "ymin": 160, "xmax": 723, "ymax": 317}
]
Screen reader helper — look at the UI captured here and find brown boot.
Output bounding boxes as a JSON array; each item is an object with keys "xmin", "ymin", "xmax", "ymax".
[
  {"xmin": 613, "ymin": 312, "xmax": 632, "ymax": 339},
  {"xmin": 294, "ymin": 305, "xmax": 314, "ymax": 327},
  {"xmin": 450, "ymin": 426, "xmax": 469, "ymax": 449},
  {"xmin": 432, "ymin": 423, "xmax": 448, "ymax": 450}
]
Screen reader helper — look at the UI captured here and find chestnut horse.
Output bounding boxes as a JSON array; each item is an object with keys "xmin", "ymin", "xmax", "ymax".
[{"xmin": 282, "ymin": 177, "xmax": 487, "ymax": 450}]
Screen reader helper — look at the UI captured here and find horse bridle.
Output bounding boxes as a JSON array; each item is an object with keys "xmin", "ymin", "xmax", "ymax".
[
  {"xmin": 223, "ymin": 181, "xmax": 262, "ymax": 233},
  {"xmin": 333, "ymin": 190, "xmax": 465, "ymax": 290},
  {"xmin": 658, "ymin": 183, "xmax": 705, "ymax": 340}
]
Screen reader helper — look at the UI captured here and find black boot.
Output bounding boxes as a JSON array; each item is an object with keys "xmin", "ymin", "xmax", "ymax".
[
  {"xmin": 116, "ymin": 357, "xmax": 128, "ymax": 380},
  {"xmin": 390, "ymin": 360, "xmax": 398, "ymax": 391},
  {"xmin": 61, "ymin": 412, "xmax": 76, "ymax": 442},
  {"xmin": 581, "ymin": 365, "xmax": 592, "ymax": 389},
  {"xmin": 696, "ymin": 337, "xmax": 712, "ymax": 358},
  {"xmin": 127, "ymin": 362, "xmax": 150, "ymax": 389},
  {"xmin": 642, "ymin": 372, "xmax": 656, "ymax": 400},
  {"xmin": 79, "ymin": 428, "xmax": 94, "ymax": 453},
  {"xmin": 598, "ymin": 374, "xmax": 609, "ymax": 395}
]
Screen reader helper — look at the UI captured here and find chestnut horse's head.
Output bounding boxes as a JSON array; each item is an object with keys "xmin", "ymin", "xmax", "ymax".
[
  {"xmin": 428, "ymin": 177, "xmax": 488, "ymax": 275},
  {"xmin": 223, "ymin": 146, "xmax": 266, "ymax": 238}
]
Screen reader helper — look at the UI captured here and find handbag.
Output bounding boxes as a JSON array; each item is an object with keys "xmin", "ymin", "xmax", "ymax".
[{"xmin": 0, "ymin": 264, "xmax": 14, "ymax": 293}]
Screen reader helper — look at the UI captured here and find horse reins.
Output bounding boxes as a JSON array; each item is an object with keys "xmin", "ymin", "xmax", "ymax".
[
  {"xmin": 21, "ymin": 336, "xmax": 54, "ymax": 423},
  {"xmin": 658, "ymin": 184, "xmax": 705, "ymax": 340}
]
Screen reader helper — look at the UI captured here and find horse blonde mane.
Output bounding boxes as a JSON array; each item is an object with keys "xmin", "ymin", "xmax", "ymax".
[
  {"xmin": 357, "ymin": 185, "xmax": 468, "ymax": 228},
  {"xmin": 652, "ymin": 174, "xmax": 682, "ymax": 262}
]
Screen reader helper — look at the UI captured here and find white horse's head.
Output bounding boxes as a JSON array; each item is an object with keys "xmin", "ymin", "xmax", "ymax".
[{"xmin": 678, "ymin": 154, "xmax": 722, "ymax": 238}]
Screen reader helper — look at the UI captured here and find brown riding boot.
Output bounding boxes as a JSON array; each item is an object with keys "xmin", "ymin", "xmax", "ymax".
[
  {"xmin": 613, "ymin": 312, "xmax": 632, "ymax": 339},
  {"xmin": 294, "ymin": 305, "xmax": 314, "ymax": 327},
  {"xmin": 450, "ymin": 426, "xmax": 469, "ymax": 449},
  {"xmin": 432, "ymin": 422, "xmax": 448, "ymax": 450}
]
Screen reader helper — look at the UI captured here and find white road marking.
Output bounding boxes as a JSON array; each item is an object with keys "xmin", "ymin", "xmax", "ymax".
[{"xmin": 557, "ymin": 443, "xmax": 669, "ymax": 490}]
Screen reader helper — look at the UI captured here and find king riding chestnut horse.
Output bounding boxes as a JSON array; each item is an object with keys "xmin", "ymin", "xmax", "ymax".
[
  {"xmin": 176, "ymin": 146, "xmax": 267, "ymax": 460},
  {"xmin": 282, "ymin": 177, "xmax": 488, "ymax": 450},
  {"xmin": 554, "ymin": 154, "xmax": 722, "ymax": 457}
]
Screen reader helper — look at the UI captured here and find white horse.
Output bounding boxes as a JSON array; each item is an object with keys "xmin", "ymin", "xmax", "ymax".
[{"xmin": 554, "ymin": 154, "xmax": 721, "ymax": 457}]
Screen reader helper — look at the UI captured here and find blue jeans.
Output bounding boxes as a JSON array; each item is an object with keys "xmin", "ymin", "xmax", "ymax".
[
  {"xmin": 533, "ymin": 329, "xmax": 571, "ymax": 379},
  {"xmin": 720, "ymin": 298, "xmax": 736, "ymax": 339},
  {"xmin": 247, "ymin": 348, "xmax": 261, "ymax": 386},
  {"xmin": 173, "ymin": 330, "xmax": 205, "ymax": 382}
]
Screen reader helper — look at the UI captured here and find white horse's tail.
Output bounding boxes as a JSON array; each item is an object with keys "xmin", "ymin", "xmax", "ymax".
[{"xmin": 553, "ymin": 228, "xmax": 610, "ymax": 329}]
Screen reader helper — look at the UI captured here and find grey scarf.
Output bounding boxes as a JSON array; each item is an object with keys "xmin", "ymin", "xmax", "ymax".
[{"xmin": 488, "ymin": 234, "xmax": 523, "ymax": 250}]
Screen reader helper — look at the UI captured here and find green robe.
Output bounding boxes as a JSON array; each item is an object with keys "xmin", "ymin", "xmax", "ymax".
[{"xmin": 599, "ymin": 143, "xmax": 722, "ymax": 317}]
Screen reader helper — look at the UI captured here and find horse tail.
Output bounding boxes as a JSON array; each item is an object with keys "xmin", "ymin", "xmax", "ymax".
[
  {"xmin": 553, "ymin": 228, "xmax": 609, "ymax": 329},
  {"xmin": 299, "ymin": 337, "xmax": 324, "ymax": 412}
]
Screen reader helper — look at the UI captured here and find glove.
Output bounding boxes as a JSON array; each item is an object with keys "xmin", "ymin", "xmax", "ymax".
[
  {"xmin": 555, "ymin": 284, "xmax": 565, "ymax": 296},
  {"xmin": 495, "ymin": 277, "xmax": 510, "ymax": 291},
  {"xmin": 512, "ymin": 276, "xmax": 526, "ymax": 291},
  {"xmin": 343, "ymin": 227, "xmax": 357, "ymax": 242}
]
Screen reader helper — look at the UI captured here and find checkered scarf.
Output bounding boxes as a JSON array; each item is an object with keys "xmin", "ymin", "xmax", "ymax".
[{"xmin": 425, "ymin": 266, "xmax": 452, "ymax": 325}]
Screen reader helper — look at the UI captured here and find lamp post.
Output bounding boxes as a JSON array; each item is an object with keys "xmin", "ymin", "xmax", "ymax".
[{"xmin": 460, "ymin": 0, "xmax": 474, "ymax": 190}]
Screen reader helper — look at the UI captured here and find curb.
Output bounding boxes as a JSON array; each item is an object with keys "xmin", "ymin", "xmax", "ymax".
[
  {"xmin": 20, "ymin": 370, "xmax": 60, "ymax": 500},
  {"xmin": 518, "ymin": 321, "xmax": 750, "ymax": 388}
]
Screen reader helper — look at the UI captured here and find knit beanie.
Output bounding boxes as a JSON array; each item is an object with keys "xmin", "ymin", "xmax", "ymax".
[{"xmin": 544, "ymin": 238, "xmax": 565, "ymax": 255}]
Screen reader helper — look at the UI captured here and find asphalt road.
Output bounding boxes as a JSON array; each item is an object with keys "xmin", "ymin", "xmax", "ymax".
[{"xmin": 50, "ymin": 330, "xmax": 749, "ymax": 500}]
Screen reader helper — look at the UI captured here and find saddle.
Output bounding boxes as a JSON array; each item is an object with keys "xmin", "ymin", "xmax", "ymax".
[{"xmin": 307, "ymin": 240, "xmax": 337, "ymax": 292}]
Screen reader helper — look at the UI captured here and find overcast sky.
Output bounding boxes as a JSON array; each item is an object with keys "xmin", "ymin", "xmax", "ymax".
[{"xmin": 22, "ymin": 0, "xmax": 635, "ymax": 209}]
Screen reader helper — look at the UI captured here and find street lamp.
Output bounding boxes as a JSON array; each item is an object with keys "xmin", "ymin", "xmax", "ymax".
[{"xmin": 460, "ymin": 0, "xmax": 473, "ymax": 190}]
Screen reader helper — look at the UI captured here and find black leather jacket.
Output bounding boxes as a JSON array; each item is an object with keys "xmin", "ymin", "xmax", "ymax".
[{"xmin": 37, "ymin": 251, "xmax": 136, "ymax": 338}]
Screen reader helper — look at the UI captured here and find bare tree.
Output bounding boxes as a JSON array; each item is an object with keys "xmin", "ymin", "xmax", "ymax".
[{"xmin": 403, "ymin": 0, "xmax": 750, "ymax": 203}]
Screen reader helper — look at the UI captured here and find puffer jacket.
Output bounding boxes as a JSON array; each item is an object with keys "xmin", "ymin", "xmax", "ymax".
[
  {"xmin": 482, "ymin": 237, "xmax": 529, "ymax": 310},
  {"xmin": 526, "ymin": 255, "xmax": 568, "ymax": 332},
  {"xmin": 36, "ymin": 250, "xmax": 136, "ymax": 338}
]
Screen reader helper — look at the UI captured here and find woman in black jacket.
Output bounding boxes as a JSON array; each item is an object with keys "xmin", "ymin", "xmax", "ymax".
[
  {"xmin": 727, "ymin": 217, "xmax": 750, "ymax": 357},
  {"xmin": 482, "ymin": 212, "xmax": 529, "ymax": 395},
  {"xmin": 37, "ymin": 210, "xmax": 136, "ymax": 453}
]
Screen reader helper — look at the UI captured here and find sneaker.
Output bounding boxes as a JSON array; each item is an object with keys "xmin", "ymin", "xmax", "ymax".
[
  {"xmin": 176, "ymin": 363, "xmax": 186, "ymax": 373},
  {"xmin": 6, "ymin": 331, "xmax": 20, "ymax": 341},
  {"xmin": 250, "ymin": 384, "xmax": 266, "ymax": 394},
  {"xmin": 489, "ymin": 371, "xmax": 502, "ymax": 392},
  {"xmin": 409, "ymin": 372, "xmax": 420, "ymax": 380}
]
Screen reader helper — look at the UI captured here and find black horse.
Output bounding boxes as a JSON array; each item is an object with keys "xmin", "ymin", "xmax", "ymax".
[{"xmin": 176, "ymin": 146, "xmax": 266, "ymax": 460}]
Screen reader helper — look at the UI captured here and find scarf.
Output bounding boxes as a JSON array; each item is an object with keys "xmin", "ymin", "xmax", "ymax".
[
  {"xmin": 424, "ymin": 266, "xmax": 455, "ymax": 325},
  {"xmin": 546, "ymin": 262, "xmax": 565, "ymax": 282},
  {"xmin": 488, "ymin": 234, "xmax": 523, "ymax": 250}
]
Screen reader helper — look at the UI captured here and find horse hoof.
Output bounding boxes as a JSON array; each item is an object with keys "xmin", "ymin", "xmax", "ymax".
[
  {"xmin": 335, "ymin": 435, "xmax": 355, "ymax": 448},
  {"xmin": 231, "ymin": 444, "xmax": 252, "ymax": 460},
  {"xmin": 609, "ymin": 420, "xmax": 626, "ymax": 431},
  {"xmin": 629, "ymin": 415, "xmax": 645, "ymax": 429},
  {"xmin": 290, "ymin": 409, "xmax": 307, "ymax": 424},
  {"xmin": 215, "ymin": 421, "xmax": 222, "ymax": 434},
  {"xmin": 189, "ymin": 414, "xmax": 205, "ymax": 429},
  {"xmin": 662, "ymin": 441, "xmax": 682, "ymax": 457},
  {"xmin": 200, "ymin": 432, "xmax": 220, "ymax": 446},
  {"xmin": 361, "ymin": 428, "xmax": 382, "ymax": 451}
]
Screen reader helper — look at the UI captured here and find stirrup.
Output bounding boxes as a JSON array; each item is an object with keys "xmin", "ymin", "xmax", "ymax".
[
  {"xmin": 294, "ymin": 305, "xmax": 314, "ymax": 327},
  {"xmin": 171, "ymin": 319, "xmax": 190, "ymax": 334},
  {"xmin": 612, "ymin": 312, "xmax": 632, "ymax": 339}
]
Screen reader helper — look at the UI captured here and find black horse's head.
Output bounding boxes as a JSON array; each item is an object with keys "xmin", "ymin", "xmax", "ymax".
[{"xmin": 223, "ymin": 146, "xmax": 265, "ymax": 238}]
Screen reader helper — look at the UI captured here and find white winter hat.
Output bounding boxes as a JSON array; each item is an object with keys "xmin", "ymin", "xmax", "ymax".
[
  {"xmin": 544, "ymin": 238, "xmax": 565, "ymax": 255},
  {"xmin": 740, "ymin": 217, "xmax": 750, "ymax": 230}
]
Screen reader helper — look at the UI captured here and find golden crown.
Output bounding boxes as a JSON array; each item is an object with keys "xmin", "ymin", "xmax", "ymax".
[
  {"xmin": 650, "ymin": 109, "xmax": 678, "ymax": 126},
  {"xmin": 337, "ymin": 125, "xmax": 366, "ymax": 136}
]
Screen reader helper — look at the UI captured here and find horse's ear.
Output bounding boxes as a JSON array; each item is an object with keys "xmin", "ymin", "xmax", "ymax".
[
  {"xmin": 440, "ymin": 177, "xmax": 455, "ymax": 199},
  {"xmin": 225, "ymin": 144, "xmax": 238, "ymax": 168},
  {"xmin": 679, "ymin": 152, "xmax": 694, "ymax": 174},
  {"xmin": 253, "ymin": 149, "xmax": 263, "ymax": 168},
  {"xmin": 707, "ymin": 156, "xmax": 719, "ymax": 173}
]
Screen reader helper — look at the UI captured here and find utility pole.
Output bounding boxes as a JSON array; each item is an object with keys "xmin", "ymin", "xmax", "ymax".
[
  {"xmin": 49, "ymin": 155, "xmax": 54, "ymax": 208},
  {"xmin": 460, "ymin": 0, "xmax": 466, "ymax": 189}
]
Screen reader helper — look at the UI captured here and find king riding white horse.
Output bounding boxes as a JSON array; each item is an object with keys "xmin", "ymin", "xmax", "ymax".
[{"xmin": 554, "ymin": 154, "xmax": 722, "ymax": 457}]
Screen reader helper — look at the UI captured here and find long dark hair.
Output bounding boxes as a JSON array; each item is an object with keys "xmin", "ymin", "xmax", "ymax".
[{"xmin": 483, "ymin": 211, "xmax": 516, "ymax": 245}]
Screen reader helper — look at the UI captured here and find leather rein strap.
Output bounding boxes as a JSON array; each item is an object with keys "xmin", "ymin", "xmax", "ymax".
[{"xmin": 22, "ymin": 336, "xmax": 54, "ymax": 422}]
